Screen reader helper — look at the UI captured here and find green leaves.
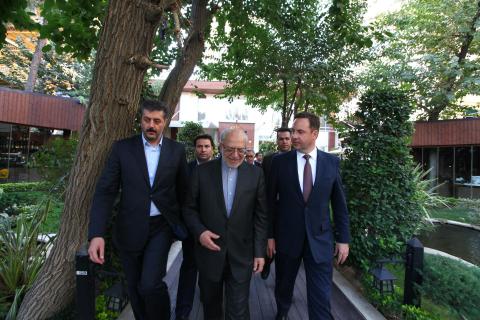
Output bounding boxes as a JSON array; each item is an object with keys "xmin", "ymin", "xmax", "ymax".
[
  {"xmin": 363, "ymin": 0, "xmax": 480, "ymax": 120},
  {"xmin": 342, "ymin": 86, "xmax": 422, "ymax": 270},
  {"xmin": 202, "ymin": 0, "xmax": 371, "ymax": 124}
]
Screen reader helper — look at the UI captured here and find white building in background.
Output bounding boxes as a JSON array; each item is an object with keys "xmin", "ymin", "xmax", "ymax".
[{"xmin": 169, "ymin": 81, "xmax": 340, "ymax": 152}]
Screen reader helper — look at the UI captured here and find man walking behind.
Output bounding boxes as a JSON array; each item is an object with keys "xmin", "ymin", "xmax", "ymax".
[{"xmin": 175, "ymin": 133, "xmax": 214, "ymax": 320}]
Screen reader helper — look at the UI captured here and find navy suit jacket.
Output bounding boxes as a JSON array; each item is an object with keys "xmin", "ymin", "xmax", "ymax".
[
  {"xmin": 88, "ymin": 135, "xmax": 188, "ymax": 250},
  {"xmin": 268, "ymin": 149, "xmax": 350, "ymax": 264}
]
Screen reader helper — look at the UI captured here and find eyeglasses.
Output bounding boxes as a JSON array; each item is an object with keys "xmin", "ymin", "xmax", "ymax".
[{"xmin": 223, "ymin": 146, "xmax": 247, "ymax": 155}]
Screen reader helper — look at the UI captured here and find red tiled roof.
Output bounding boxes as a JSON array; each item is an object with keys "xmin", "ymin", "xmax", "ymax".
[
  {"xmin": 0, "ymin": 87, "xmax": 85, "ymax": 131},
  {"xmin": 411, "ymin": 118, "xmax": 480, "ymax": 147},
  {"xmin": 182, "ymin": 81, "xmax": 227, "ymax": 94}
]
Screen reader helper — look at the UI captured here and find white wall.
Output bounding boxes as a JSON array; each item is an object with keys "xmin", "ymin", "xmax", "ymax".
[{"xmin": 177, "ymin": 92, "xmax": 335, "ymax": 152}]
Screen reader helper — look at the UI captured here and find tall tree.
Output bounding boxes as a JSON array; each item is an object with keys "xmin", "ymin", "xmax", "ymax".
[
  {"xmin": 202, "ymin": 0, "xmax": 371, "ymax": 127},
  {"xmin": 0, "ymin": 0, "xmax": 38, "ymax": 48},
  {"xmin": 364, "ymin": 0, "xmax": 480, "ymax": 120},
  {"xmin": 17, "ymin": 0, "xmax": 213, "ymax": 318}
]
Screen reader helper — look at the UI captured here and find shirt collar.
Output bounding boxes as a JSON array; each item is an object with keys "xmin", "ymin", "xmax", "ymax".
[
  {"xmin": 297, "ymin": 148, "xmax": 317, "ymax": 161},
  {"xmin": 221, "ymin": 157, "xmax": 238, "ymax": 170},
  {"xmin": 142, "ymin": 134, "xmax": 163, "ymax": 148}
]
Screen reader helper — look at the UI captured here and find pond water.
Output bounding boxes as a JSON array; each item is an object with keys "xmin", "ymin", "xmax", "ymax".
[{"xmin": 418, "ymin": 223, "xmax": 480, "ymax": 266}]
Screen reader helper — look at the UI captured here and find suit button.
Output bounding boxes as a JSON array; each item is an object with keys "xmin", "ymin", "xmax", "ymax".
[{"xmin": 149, "ymin": 195, "xmax": 153, "ymax": 199}]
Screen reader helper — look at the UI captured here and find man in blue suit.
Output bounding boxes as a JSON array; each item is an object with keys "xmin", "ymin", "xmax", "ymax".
[
  {"xmin": 88, "ymin": 100, "xmax": 188, "ymax": 320},
  {"xmin": 267, "ymin": 112, "xmax": 350, "ymax": 320}
]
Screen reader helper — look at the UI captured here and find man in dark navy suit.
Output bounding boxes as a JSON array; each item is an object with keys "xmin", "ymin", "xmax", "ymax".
[
  {"xmin": 88, "ymin": 100, "xmax": 188, "ymax": 320},
  {"xmin": 268, "ymin": 112, "xmax": 350, "ymax": 320},
  {"xmin": 260, "ymin": 127, "xmax": 292, "ymax": 280},
  {"xmin": 175, "ymin": 134, "xmax": 214, "ymax": 320}
]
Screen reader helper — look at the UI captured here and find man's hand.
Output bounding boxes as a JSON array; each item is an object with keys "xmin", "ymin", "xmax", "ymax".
[
  {"xmin": 199, "ymin": 230, "xmax": 221, "ymax": 251},
  {"xmin": 334, "ymin": 243, "xmax": 349, "ymax": 265},
  {"xmin": 88, "ymin": 237, "xmax": 105, "ymax": 265},
  {"xmin": 267, "ymin": 238, "xmax": 276, "ymax": 258},
  {"xmin": 253, "ymin": 257, "xmax": 265, "ymax": 273}
]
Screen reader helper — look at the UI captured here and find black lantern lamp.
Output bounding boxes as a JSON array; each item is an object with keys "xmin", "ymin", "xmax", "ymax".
[
  {"xmin": 104, "ymin": 280, "xmax": 129, "ymax": 312},
  {"xmin": 371, "ymin": 264, "xmax": 397, "ymax": 295}
]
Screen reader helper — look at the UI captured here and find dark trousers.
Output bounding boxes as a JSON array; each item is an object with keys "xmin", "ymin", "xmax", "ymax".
[
  {"xmin": 198, "ymin": 258, "xmax": 251, "ymax": 320},
  {"xmin": 275, "ymin": 240, "xmax": 333, "ymax": 320},
  {"xmin": 118, "ymin": 215, "xmax": 173, "ymax": 320},
  {"xmin": 175, "ymin": 234, "xmax": 198, "ymax": 318}
]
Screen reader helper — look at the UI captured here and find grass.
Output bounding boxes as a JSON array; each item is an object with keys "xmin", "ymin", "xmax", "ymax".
[
  {"xmin": 0, "ymin": 189, "xmax": 63, "ymax": 234},
  {"xmin": 428, "ymin": 206, "xmax": 479, "ymax": 226},
  {"xmin": 386, "ymin": 262, "xmax": 461, "ymax": 320}
]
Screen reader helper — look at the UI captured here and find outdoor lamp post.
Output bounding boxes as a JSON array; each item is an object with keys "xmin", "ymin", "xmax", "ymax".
[
  {"xmin": 371, "ymin": 265, "xmax": 397, "ymax": 295},
  {"xmin": 104, "ymin": 281, "xmax": 129, "ymax": 313}
]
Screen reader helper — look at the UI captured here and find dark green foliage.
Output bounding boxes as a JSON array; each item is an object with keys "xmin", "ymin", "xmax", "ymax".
[
  {"xmin": 259, "ymin": 141, "xmax": 276, "ymax": 155},
  {"xmin": 31, "ymin": 137, "xmax": 78, "ymax": 187},
  {"xmin": 176, "ymin": 121, "xmax": 205, "ymax": 162},
  {"xmin": 363, "ymin": 0, "xmax": 480, "ymax": 120},
  {"xmin": 0, "ymin": 191, "xmax": 44, "ymax": 214},
  {"xmin": 421, "ymin": 254, "xmax": 480, "ymax": 319},
  {"xmin": 342, "ymin": 86, "xmax": 422, "ymax": 270},
  {"xmin": 0, "ymin": 182, "xmax": 49, "ymax": 193},
  {"xmin": 202, "ymin": 0, "xmax": 371, "ymax": 126},
  {"xmin": 0, "ymin": 0, "xmax": 37, "ymax": 49}
]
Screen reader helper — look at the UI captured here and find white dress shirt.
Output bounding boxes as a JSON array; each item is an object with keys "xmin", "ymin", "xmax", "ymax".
[
  {"xmin": 142, "ymin": 134, "xmax": 163, "ymax": 216},
  {"xmin": 296, "ymin": 149, "xmax": 317, "ymax": 192}
]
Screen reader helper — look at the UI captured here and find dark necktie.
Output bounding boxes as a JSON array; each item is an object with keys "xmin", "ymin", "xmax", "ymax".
[{"xmin": 303, "ymin": 154, "xmax": 313, "ymax": 202}]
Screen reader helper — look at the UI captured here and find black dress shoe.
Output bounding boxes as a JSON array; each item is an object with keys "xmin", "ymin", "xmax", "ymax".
[
  {"xmin": 176, "ymin": 316, "xmax": 189, "ymax": 320},
  {"xmin": 261, "ymin": 256, "xmax": 273, "ymax": 279},
  {"xmin": 275, "ymin": 313, "xmax": 288, "ymax": 320}
]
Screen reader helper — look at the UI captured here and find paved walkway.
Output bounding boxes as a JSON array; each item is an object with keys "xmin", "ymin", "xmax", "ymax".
[{"xmin": 119, "ymin": 243, "xmax": 383, "ymax": 320}]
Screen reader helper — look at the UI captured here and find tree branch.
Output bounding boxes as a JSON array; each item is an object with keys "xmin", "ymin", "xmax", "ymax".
[{"xmin": 127, "ymin": 55, "xmax": 169, "ymax": 70}]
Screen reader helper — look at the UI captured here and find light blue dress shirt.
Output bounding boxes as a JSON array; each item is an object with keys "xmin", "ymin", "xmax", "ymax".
[
  {"xmin": 142, "ymin": 134, "xmax": 162, "ymax": 216},
  {"xmin": 221, "ymin": 159, "xmax": 238, "ymax": 217}
]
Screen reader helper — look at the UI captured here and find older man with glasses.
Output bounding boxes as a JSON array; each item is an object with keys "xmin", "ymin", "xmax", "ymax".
[{"xmin": 183, "ymin": 127, "xmax": 268, "ymax": 320}]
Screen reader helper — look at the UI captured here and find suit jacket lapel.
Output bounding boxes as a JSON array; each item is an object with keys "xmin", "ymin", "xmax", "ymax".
[
  {"xmin": 133, "ymin": 135, "xmax": 150, "ymax": 187},
  {"xmin": 213, "ymin": 159, "xmax": 228, "ymax": 217},
  {"xmin": 153, "ymin": 136, "xmax": 169, "ymax": 188},
  {"xmin": 229, "ymin": 162, "xmax": 246, "ymax": 218},
  {"xmin": 309, "ymin": 149, "xmax": 324, "ymax": 202},
  {"xmin": 289, "ymin": 151, "xmax": 304, "ymax": 202}
]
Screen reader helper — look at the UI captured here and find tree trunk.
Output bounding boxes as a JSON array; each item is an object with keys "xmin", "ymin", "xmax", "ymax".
[
  {"xmin": 160, "ymin": 0, "xmax": 210, "ymax": 126},
  {"xmin": 17, "ymin": 0, "xmax": 175, "ymax": 318},
  {"xmin": 24, "ymin": 38, "xmax": 47, "ymax": 92}
]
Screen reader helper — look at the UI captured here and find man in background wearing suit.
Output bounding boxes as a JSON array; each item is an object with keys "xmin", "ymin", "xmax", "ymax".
[
  {"xmin": 183, "ymin": 128, "xmax": 268, "ymax": 320},
  {"xmin": 262, "ymin": 127, "xmax": 292, "ymax": 187},
  {"xmin": 268, "ymin": 112, "xmax": 350, "ymax": 320},
  {"xmin": 260, "ymin": 127, "xmax": 292, "ymax": 280},
  {"xmin": 88, "ymin": 100, "xmax": 188, "ymax": 320},
  {"xmin": 175, "ymin": 134, "xmax": 214, "ymax": 320}
]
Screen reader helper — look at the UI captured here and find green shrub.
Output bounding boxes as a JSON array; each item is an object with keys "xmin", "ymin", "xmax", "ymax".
[
  {"xmin": 95, "ymin": 295, "xmax": 119, "ymax": 320},
  {"xmin": 402, "ymin": 305, "xmax": 437, "ymax": 320},
  {"xmin": 0, "ymin": 192, "xmax": 46, "ymax": 213},
  {"xmin": 30, "ymin": 137, "xmax": 78, "ymax": 186},
  {"xmin": 421, "ymin": 254, "xmax": 480, "ymax": 319},
  {"xmin": 342, "ymin": 86, "xmax": 423, "ymax": 271},
  {"xmin": 259, "ymin": 141, "xmax": 276, "ymax": 155},
  {"xmin": 0, "ymin": 182, "xmax": 49, "ymax": 193},
  {"xmin": 176, "ymin": 121, "xmax": 205, "ymax": 162}
]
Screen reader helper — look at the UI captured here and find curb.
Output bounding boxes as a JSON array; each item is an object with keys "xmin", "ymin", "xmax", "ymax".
[
  {"xmin": 332, "ymin": 269, "xmax": 386, "ymax": 320},
  {"xmin": 426, "ymin": 218, "xmax": 480, "ymax": 231}
]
